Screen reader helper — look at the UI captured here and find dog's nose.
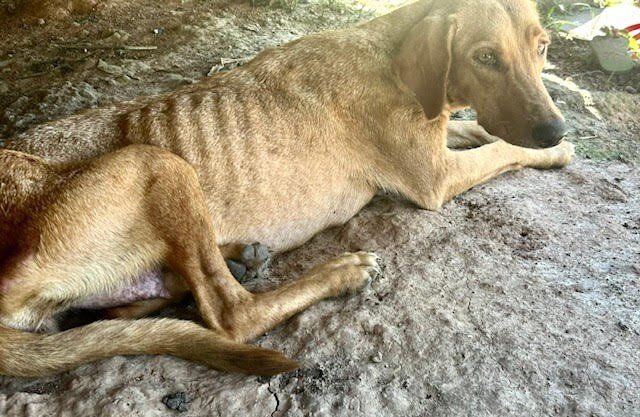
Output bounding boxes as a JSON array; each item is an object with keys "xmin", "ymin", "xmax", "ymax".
[{"xmin": 532, "ymin": 119, "xmax": 568, "ymax": 148}]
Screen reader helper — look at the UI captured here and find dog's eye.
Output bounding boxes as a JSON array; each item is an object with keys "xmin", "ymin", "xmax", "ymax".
[
  {"xmin": 476, "ymin": 51, "xmax": 498, "ymax": 67},
  {"xmin": 537, "ymin": 43, "xmax": 548, "ymax": 56}
]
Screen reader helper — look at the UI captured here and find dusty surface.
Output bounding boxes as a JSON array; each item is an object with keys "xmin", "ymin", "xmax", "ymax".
[
  {"xmin": 0, "ymin": 0, "xmax": 639, "ymax": 416},
  {"xmin": 1, "ymin": 162, "xmax": 639, "ymax": 417}
]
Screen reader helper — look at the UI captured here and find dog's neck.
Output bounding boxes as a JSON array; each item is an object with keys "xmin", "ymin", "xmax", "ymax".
[{"xmin": 360, "ymin": 0, "xmax": 438, "ymax": 48}]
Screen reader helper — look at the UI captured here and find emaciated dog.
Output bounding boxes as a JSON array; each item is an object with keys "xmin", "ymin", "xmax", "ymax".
[{"xmin": 0, "ymin": 0, "xmax": 574, "ymax": 377}]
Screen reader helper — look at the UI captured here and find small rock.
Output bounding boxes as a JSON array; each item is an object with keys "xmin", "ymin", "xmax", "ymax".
[
  {"xmin": 97, "ymin": 59, "xmax": 124, "ymax": 76},
  {"xmin": 617, "ymin": 321, "xmax": 629, "ymax": 332},
  {"xmin": 0, "ymin": 81, "xmax": 8, "ymax": 95},
  {"xmin": 451, "ymin": 108, "xmax": 477, "ymax": 121},
  {"xmin": 590, "ymin": 36, "xmax": 635, "ymax": 73},
  {"xmin": 624, "ymin": 85, "xmax": 637, "ymax": 94},
  {"xmin": 306, "ymin": 367, "xmax": 324, "ymax": 379},
  {"xmin": 162, "ymin": 391, "xmax": 189, "ymax": 413},
  {"xmin": 256, "ymin": 376, "xmax": 271, "ymax": 384},
  {"xmin": 37, "ymin": 18, "xmax": 45, "ymax": 25},
  {"xmin": 21, "ymin": 378, "xmax": 63, "ymax": 395},
  {"xmin": 81, "ymin": 58, "xmax": 99, "ymax": 70},
  {"xmin": 242, "ymin": 23, "xmax": 261, "ymax": 33},
  {"xmin": 369, "ymin": 352, "xmax": 383, "ymax": 363},
  {"xmin": 163, "ymin": 73, "xmax": 196, "ymax": 86},
  {"xmin": 101, "ymin": 30, "xmax": 131, "ymax": 45}
]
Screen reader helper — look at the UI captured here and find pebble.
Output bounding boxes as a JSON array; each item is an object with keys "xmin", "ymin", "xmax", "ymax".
[
  {"xmin": 617, "ymin": 321, "xmax": 629, "ymax": 332},
  {"xmin": 162, "ymin": 391, "xmax": 190, "ymax": 412},
  {"xmin": 97, "ymin": 59, "xmax": 124, "ymax": 76},
  {"xmin": 163, "ymin": 73, "xmax": 196, "ymax": 86},
  {"xmin": 624, "ymin": 85, "xmax": 637, "ymax": 94},
  {"xmin": 369, "ymin": 352, "xmax": 383, "ymax": 363}
]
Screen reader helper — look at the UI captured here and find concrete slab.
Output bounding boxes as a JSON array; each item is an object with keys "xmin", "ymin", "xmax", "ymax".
[{"xmin": 591, "ymin": 35, "xmax": 636, "ymax": 73}]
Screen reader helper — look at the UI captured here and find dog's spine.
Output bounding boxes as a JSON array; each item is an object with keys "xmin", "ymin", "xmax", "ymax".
[{"xmin": 0, "ymin": 318, "xmax": 298, "ymax": 377}]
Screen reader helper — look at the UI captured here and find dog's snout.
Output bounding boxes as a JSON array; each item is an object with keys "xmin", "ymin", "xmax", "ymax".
[{"xmin": 532, "ymin": 119, "xmax": 567, "ymax": 148}]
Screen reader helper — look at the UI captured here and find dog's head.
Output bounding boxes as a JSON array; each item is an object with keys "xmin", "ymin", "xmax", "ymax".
[{"xmin": 395, "ymin": 0, "xmax": 566, "ymax": 149}]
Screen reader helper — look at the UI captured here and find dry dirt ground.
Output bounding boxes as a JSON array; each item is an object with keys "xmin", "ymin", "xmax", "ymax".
[{"xmin": 0, "ymin": 1, "xmax": 639, "ymax": 416}]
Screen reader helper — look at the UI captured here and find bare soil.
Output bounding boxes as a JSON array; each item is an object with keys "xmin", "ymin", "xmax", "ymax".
[{"xmin": 0, "ymin": 1, "xmax": 639, "ymax": 416}]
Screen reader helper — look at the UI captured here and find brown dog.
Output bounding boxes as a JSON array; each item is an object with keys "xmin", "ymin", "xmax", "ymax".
[{"xmin": 0, "ymin": 0, "xmax": 574, "ymax": 377}]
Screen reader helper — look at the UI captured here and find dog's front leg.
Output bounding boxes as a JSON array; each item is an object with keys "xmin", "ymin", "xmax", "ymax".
[{"xmin": 413, "ymin": 140, "xmax": 574, "ymax": 210}]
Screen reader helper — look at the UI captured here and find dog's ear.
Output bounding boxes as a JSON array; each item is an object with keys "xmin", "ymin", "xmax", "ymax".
[{"xmin": 394, "ymin": 16, "xmax": 457, "ymax": 120}]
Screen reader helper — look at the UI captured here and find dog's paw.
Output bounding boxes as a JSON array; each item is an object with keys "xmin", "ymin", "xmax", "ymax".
[
  {"xmin": 226, "ymin": 259, "xmax": 247, "ymax": 282},
  {"xmin": 226, "ymin": 242, "xmax": 270, "ymax": 283},
  {"xmin": 543, "ymin": 140, "xmax": 575, "ymax": 169},
  {"xmin": 318, "ymin": 251, "xmax": 382, "ymax": 295}
]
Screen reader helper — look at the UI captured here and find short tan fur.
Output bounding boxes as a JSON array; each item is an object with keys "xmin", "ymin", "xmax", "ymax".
[{"xmin": 0, "ymin": 0, "xmax": 573, "ymax": 377}]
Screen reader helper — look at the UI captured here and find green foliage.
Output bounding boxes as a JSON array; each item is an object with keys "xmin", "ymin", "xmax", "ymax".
[
  {"xmin": 595, "ymin": 0, "xmax": 637, "ymax": 6},
  {"xmin": 540, "ymin": 2, "xmax": 591, "ymax": 30},
  {"xmin": 623, "ymin": 32, "xmax": 640, "ymax": 59}
]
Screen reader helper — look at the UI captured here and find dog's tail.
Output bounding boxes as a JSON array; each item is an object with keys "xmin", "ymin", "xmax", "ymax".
[{"xmin": 0, "ymin": 319, "xmax": 299, "ymax": 377}]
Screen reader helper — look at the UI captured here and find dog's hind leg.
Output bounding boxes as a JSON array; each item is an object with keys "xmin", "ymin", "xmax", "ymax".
[
  {"xmin": 0, "ymin": 144, "xmax": 378, "ymax": 343},
  {"xmin": 0, "ymin": 148, "xmax": 187, "ymax": 332},
  {"xmin": 141, "ymin": 161, "xmax": 380, "ymax": 341},
  {"xmin": 171, "ymin": 242, "xmax": 380, "ymax": 342},
  {"xmin": 104, "ymin": 242, "xmax": 271, "ymax": 320},
  {"xmin": 103, "ymin": 298, "xmax": 178, "ymax": 320},
  {"xmin": 221, "ymin": 251, "xmax": 380, "ymax": 342},
  {"xmin": 102, "ymin": 272, "xmax": 189, "ymax": 320}
]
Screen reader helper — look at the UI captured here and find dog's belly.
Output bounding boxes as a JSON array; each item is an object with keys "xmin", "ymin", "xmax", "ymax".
[
  {"xmin": 213, "ymin": 182, "xmax": 376, "ymax": 252},
  {"xmin": 75, "ymin": 183, "xmax": 375, "ymax": 310},
  {"xmin": 75, "ymin": 270, "xmax": 169, "ymax": 309}
]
